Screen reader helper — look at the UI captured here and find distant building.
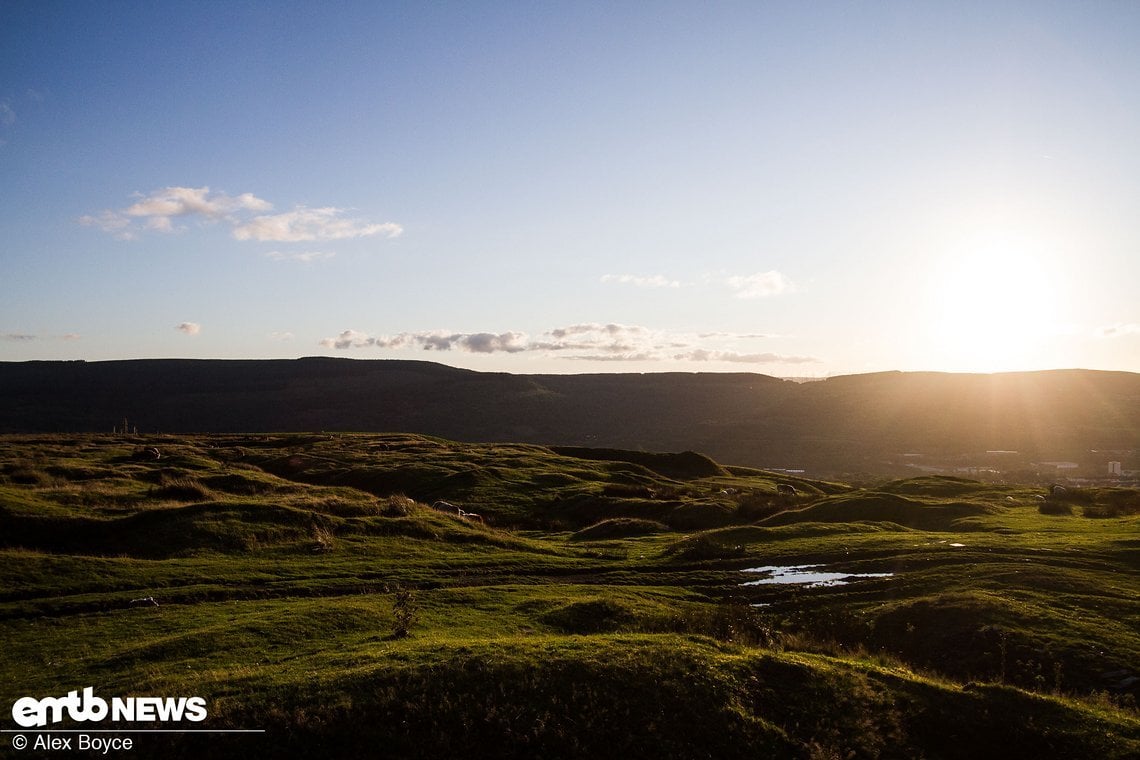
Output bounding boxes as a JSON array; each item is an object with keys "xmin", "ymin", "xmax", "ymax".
[
  {"xmin": 1109, "ymin": 461, "xmax": 1122, "ymax": 476},
  {"xmin": 1037, "ymin": 461, "xmax": 1079, "ymax": 470}
]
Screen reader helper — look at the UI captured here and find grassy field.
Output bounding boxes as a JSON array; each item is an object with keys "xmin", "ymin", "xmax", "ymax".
[{"xmin": 1, "ymin": 433, "xmax": 1137, "ymax": 758}]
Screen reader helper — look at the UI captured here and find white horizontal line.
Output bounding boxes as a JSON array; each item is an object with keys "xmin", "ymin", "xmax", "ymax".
[{"xmin": 1, "ymin": 729, "xmax": 265, "ymax": 734}]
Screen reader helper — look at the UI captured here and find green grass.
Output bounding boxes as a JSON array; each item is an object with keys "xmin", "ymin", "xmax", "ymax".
[{"xmin": 0, "ymin": 432, "xmax": 1137, "ymax": 758}]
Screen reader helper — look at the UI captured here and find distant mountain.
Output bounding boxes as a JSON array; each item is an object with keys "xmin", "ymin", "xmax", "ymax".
[{"xmin": 2, "ymin": 358, "xmax": 1138, "ymax": 476}]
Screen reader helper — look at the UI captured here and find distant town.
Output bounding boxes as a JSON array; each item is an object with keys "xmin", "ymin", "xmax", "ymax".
[{"xmin": 888, "ymin": 449, "xmax": 1139, "ymax": 487}]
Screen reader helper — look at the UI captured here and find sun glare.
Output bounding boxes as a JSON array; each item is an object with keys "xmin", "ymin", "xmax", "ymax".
[{"xmin": 925, "ymin": 231, "xmax": 1066, "ymax": 373}]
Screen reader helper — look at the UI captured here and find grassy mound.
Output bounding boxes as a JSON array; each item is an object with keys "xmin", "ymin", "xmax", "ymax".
[
  {"xmin": 198, "ymin": 638, "xmax": 1140, "ymax": 760},
  {"xmin": 571, "ymin": 518, "xmax": 668, "ymax": 540},
  {"xmin": 539, "ymin": 599, "xmax": 638, "ymax": 633},
  {"xmin": 550, "ymin": 495, "xmax": 737, "ymax": 531},
  {"xmin": 760, "ymin": 492, "xmax": 1000, "ymax": 531},
  {"xmin": 668, "ymin": 500, "xmax": 738, "ymax": 530},
  {"xmin": 878, "ymin": 475, "xmax": 997, "ymax": 498},
  {"xmin": 549, "ymin": 494, "xmax": 676, "ymax": 528},
  {"xmin": 0, "ymin": 500, "xmax": 317, "ymax": 557},
  {"xmin": 550, "ymin": 446, "xmax": 729, "ymax": 479},
  {"xmin": 858, "ymin": 582, "xmax": 1140, "ymax": 694}
]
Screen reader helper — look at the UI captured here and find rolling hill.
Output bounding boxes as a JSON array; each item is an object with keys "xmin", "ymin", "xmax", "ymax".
[
  {"xmin": 1, "ymin": 432, "xmax": 1137, "ymax": 758},
  {"xmin": 1, "ymin": 358, "xmax": 1138, "ymax": 476}
]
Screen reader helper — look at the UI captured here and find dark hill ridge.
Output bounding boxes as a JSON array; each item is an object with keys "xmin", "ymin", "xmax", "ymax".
[{"xmin": 1, "ymin": 358, "xmax": 1138, "ymax": 475}]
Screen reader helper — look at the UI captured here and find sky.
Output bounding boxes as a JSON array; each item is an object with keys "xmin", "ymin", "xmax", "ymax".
[{"xmin": 2, "ymin": 1, "xmax": 1139, "ymax": 377}]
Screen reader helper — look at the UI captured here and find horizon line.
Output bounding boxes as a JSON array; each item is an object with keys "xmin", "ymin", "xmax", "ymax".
[{"xmin": 0, "ymin": 356, "xmax": 1135, "ymax": 379}]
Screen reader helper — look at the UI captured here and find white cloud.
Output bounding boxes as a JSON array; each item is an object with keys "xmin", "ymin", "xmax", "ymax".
[
  {"xmin": 0, "ymin": 101, "xmax": 15, "ymax": 126},
  {"xmin": 176, "ymin": 322, "xmax": 201, "ymax": 336},
  {"xmin": 560, "ymin": 352, "xmax": 660, "ymax": 362},
  {"xmin": 317, "ymin": 323, "xmax": 652, "ymax": 357},
  {"xmin": 1095, "ymin": 323, "xmax": 1140, "ymax": 338},
  {"xmin": 369, "ymin": 333, "xmax": 416, "ymax": 349},
  {"xmin": 698, "ymin": 331, "xmax": 771, "ymax": 339},
  {"xmin": 598, "ymin": 270, "xmax": 796, "ymax": 298},
  {"xmin": 265, "ymin": 250, "xmax": 336, "ymax": 263},
  {"xmin": 78, "ymin": 210, "xmax": 137, "ymax": 240},
  {"xmin": 456, "ymin": 332, "xmax": 530, "ymax": 354},
  {"xmin": 321, "ymin": 329, "xmax": 372, "ymax": 349},
  {"xmin": 321, "ymin": 330, "xmax": 528, "ymax": 353},
  {"xmin": 2, "ymin": 332, "xmax": 81, "ymax": 342},
  {"xmin": 725, "ymin": 271, "xmax": 794, "ymax": 298},
  {"xmin": 269, "ymin": 331, "xmax": 295, "ymax": 342},
  {"xmin": 318, "ymin": 322, "xmax": 818, "ymax": 366},
  {"xmin": 601, "ymin": 273, "xmax": 681, "ymax": 288},
  {"xmin": 125, "ymin": 186, "xmax": 271, "ymax": 221},
  {"xmin": 81, "ymin": 187, "xmax": 400, "ymax": 245},
  {"xmin": 233, "ymin": 207, "xmax": 402, "ymax": 242},
  {"xmin": 675, "ymin": 349, "xmax": 818, "ymax": 364},
  {"xmin": 81, "ymin": 186, "xmax": 271, "ymax": 238},
  {"xmin": 532, "ymin": 323, "xmax": 651, "ymax": 355},
  {"xmin": 549, "ymin": 323, "xmax": 640, "ymax": 338}
]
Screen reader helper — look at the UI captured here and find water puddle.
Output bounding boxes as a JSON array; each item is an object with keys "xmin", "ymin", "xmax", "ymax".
[{"xmin": 740, "ymin": 564, "xmax": 893, "ymax": 588}]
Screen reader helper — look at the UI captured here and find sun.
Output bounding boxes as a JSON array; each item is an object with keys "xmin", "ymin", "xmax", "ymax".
[{"xmin": 924, "ymin": 230, "xmax": 1065, "ymax": 373}]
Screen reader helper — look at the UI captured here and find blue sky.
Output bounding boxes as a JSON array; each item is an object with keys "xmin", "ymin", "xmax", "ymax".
[{"xmin": 3, "ymin": 1, "xmax": 1139, "ymax": 376}]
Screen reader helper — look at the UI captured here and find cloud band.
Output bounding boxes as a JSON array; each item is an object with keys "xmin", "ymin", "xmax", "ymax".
[
  {"xmin": 320, "ymin": 323, "xmax": 817, "ymax": 365},
  {"xmin": 81, "ymin": 186, "xmax": 401, "ymax": 243}
]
